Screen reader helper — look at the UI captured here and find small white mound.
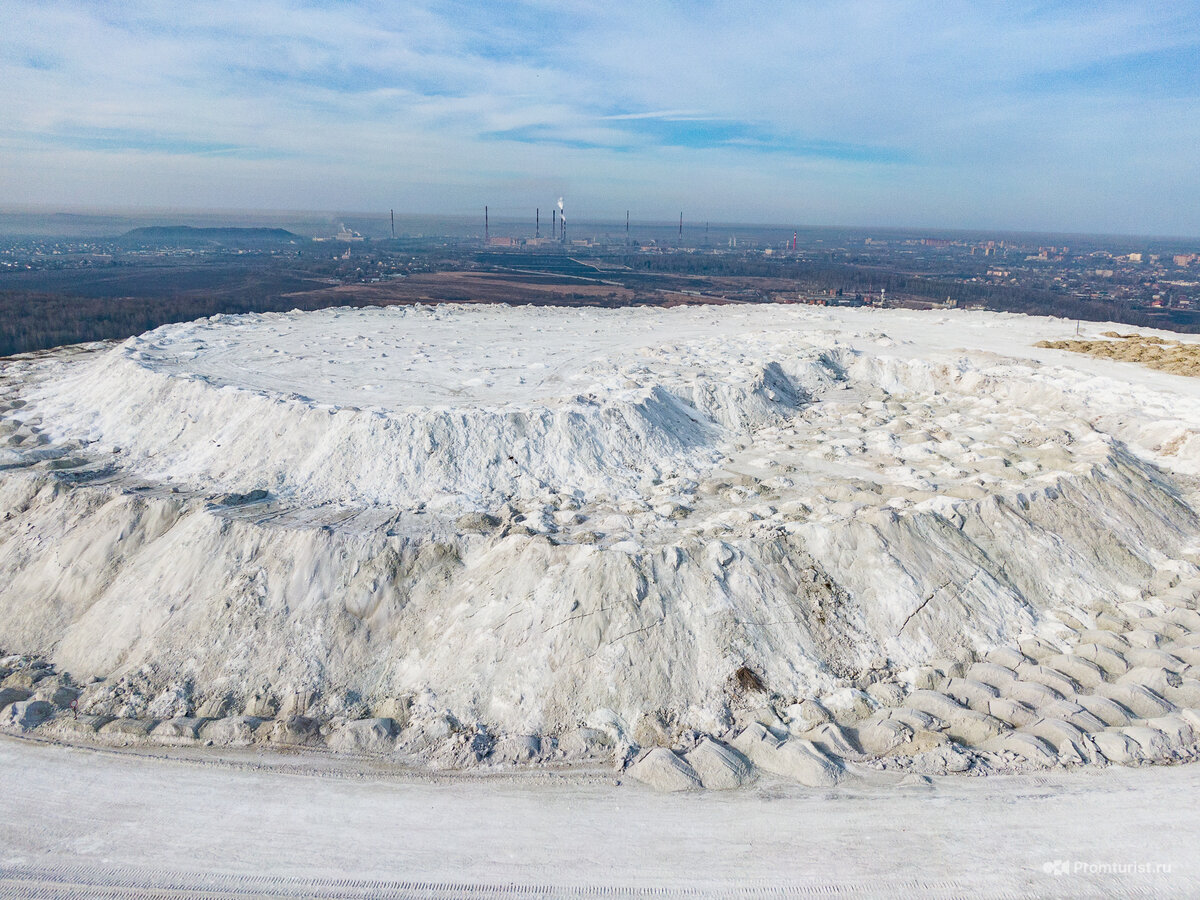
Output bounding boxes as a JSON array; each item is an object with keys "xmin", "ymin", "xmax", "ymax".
[
  {"xmin": 733, "ymin": 723, "xmax": 844, "ymax": 787},
  {"xmin": 330, "ymin": 717, "xmax": 398, "ymax": 754},
  {"xmin": 628, "ymin": 748, "xmax": 702, "ymax": 792},
  {"xmin": 685, "ymin": 738, "xmax": 756, "ymax": 790}
]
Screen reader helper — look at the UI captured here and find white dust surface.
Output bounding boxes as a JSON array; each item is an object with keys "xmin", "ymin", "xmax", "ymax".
[
  {"xmin": 24, "ymin": 304, "xmax": 1200, "ymax": 507},
  {"xmin": 0, "ymin": 734, "xmax": 1195, "ymax": 897}
]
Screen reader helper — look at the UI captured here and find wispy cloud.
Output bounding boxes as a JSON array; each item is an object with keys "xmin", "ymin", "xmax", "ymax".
[
  {"xmin": 1023, "ymin": 44, "xmax": 1200, "ymax": 98},
  {"xmin": 490, "ymin": 114, "xmax": 913, "ymax": 163},
  {"xmin": 9, "ymin": 126, "xmax": 290, "ymax": 160},
  {"xmin": 601, "ymin": 111, "xmax": 714, "ymax": 121}
]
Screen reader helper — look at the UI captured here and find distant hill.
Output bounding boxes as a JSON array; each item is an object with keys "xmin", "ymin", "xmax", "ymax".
[{"xmin": 121, "ymin": 225, "xmax": 298, "ymax": 245}]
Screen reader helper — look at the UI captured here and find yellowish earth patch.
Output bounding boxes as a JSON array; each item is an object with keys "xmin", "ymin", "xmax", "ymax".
[{"xmin": 1036, "ymin": 331, "xmax": 1200, "ymax": 376}]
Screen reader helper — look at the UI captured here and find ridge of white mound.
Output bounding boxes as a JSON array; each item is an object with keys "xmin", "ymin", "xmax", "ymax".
[
  {"xmin": 29, "ymin": 305, "xmax": 851, "ymax": 508},
  {"xmin": 3, "ymin": 304, "xmax": 1200, "ymax": 774}
]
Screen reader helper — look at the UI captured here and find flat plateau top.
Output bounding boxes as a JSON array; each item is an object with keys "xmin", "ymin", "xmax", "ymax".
[
  {"xmin": 128, "ymin": 304, "xmax": 772, "ymax": 409},
  {"xmin": 123, "ymin": 303, "xmax": 1200, "ymax": 411}
]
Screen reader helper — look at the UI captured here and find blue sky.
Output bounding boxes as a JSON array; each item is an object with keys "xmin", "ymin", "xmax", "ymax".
[{"xmin": 3, "ymin": 0, "xmax": 1200, "ymax": 234}]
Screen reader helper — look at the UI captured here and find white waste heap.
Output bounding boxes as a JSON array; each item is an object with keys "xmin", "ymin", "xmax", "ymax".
[{"xmin": 2, "ymin": 303, "xmax": 1200, "ymax": 780}]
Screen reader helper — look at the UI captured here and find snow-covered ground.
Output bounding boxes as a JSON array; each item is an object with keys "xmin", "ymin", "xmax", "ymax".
[
  {"xmin": 3, "ymin": 304, "xmax": 1200, "ymax": 785},
  {"xmin": 0, "ymin": 734, "xmax": 1195, "ymax": 898}
]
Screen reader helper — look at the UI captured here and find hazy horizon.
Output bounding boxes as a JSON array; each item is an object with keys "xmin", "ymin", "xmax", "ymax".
[{"xmin": 4, "ymin": 204, "xmax": 1200, "ymax": 246}]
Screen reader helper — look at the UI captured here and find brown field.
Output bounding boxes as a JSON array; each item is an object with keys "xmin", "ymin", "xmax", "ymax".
[
  {"xmin": 1035, "ymin": 332, "xmax": 1200, "ymax": 376},
  {"xmin": 280, "ymin": 271, "xmax": 733, "ymax": 308}
]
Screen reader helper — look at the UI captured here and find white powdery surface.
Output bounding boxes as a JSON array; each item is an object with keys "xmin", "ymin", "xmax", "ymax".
[
  {"xmin": 3, "ymin": 304, "xmax": 1200, "ymax": 759},
  {"xmin": 2, "ymin": 736, "xmax": 1198, "ymax": 896}
]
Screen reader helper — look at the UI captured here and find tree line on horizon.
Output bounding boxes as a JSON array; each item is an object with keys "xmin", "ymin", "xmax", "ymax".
[
  {"xmin": 1, "ymin": 255, "xmax": 1192, "ymax": 358},
  {"xmin": 0, "ymin": 291, "xmax": 361, "ymax": 358}
]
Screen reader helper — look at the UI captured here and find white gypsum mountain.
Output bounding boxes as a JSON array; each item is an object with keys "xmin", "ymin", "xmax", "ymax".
[{"xmin": 2, "ymin": 304, "xmax": 1200, "ymax": 777}]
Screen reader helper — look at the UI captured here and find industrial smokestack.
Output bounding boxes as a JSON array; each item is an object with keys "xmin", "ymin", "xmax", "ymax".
[
  {"xmin": 536, "ymin": 208, "xmax": 540, "ymax": 238},
  {"xmin": 391, "ymin": 209, "xmax": 395, "ymax": 239},
  {"xmin": 553, "ymin": 209, "xmax": 557, "ymax": 240},
  {"xmin": 679, "ymin": 212, "xmax": 683, "ymax": 239},
  {"xmin": 485, "ymin": 205, "xmax": 489, "ymax": 242},
  {"xmin": 558, "ymin": 197, "xmax": 566, "ymax": 243}
]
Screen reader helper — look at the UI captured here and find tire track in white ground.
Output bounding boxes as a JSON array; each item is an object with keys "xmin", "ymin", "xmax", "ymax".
[
  {"xmin": 1, "ymin": 728, "xmax": 1192, "ymax": 899},
  {"xmin": 0, "ymin": 867, "xmax": 972, "ymax": 899}
]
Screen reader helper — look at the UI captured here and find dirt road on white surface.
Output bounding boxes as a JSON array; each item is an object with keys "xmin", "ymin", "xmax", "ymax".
[{"xmin": 0, "ymin": 735, "xmax": 1195, "ymax": 898}]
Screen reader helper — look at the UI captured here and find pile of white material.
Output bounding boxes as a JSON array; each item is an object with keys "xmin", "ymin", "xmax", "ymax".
[{"xmin": 3, "ymin": 304, "xmax": 1200, "ymax": 780}]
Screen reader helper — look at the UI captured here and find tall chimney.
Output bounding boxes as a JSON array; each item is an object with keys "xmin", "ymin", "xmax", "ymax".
[
  {"xmin": 536, "ymin": 208, "xmax": 540, "ymax": 238},
  {"xmin": 391, "ymin": 209, "xmax": 395, "ymax": 239},
  {"xmin": 485, "ymin": 206, "xmax": 489, "ymax": 242},
  {"xmin": 679, "ymin": 212, "xmax": 683, "ymax": 239}
]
